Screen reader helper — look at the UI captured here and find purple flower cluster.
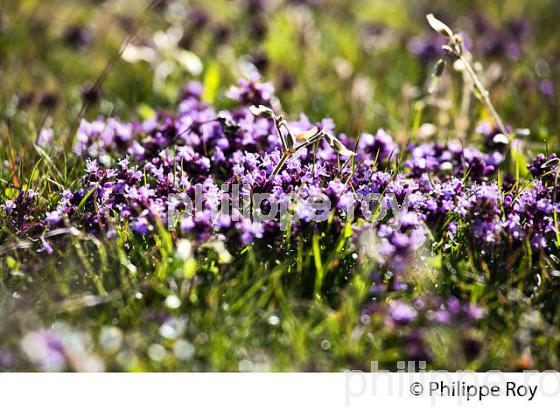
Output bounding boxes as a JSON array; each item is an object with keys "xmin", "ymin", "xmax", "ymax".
[
  {"xmin": 44, "ymin": 78, "xmax": 360, "ymax": 247},
  {"xmin": 2, "ymin": 77, "xmax": 559, "ymax": 337},
  {"xmin": 2, "ymin": 189, "xmax": 40, "ymax": 235},
  {"xmin": 226, "ymin": 75, "xmax": 275, "ymax": 107},
  {"xmin": 363, "ymin": 295, "xmax": 485, "ymax": 362},
  {"xmin": 5, "ymin": 78, "xmax": 560, "ymax": 260}
]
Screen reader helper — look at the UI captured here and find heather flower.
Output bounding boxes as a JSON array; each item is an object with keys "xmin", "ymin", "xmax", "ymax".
[
  {"xmin": 45, "ymin": 210, "xmax": 62, "ymax": 225},
  {"xmin": 3, "ymin": 190, "xmax": 41, "ymax": 234},
  {"xmin": 131, "ymin": 216, "xmax": 152, "ymax": 235},
  {"xmin": 38, "ymin": 237, "xmax": 54, "ymax": 254},
  {"xmin": 476, "ymin": 122, "xmax": 510, "ymax": 151},
  {"xmin": 56, "ymin": 85, "xmax": 555, "ymax": 270},
  {"xmin": 179, "ymin": 81, "xmax": 204, "ymax": 101},
  {"xmin": 528, "ymin": 153, "xmax": 559, "ymax": 185},
  {"xmin": 408, "ymin": 33, "xmax": 447, "ymax": 62},
  {"xmin": 227, "ymin": 76, "xmax": 274, "ymax": 106},
  {"xmin": 3, "ymin": 200, "xmax": 15, "ymax": 212},
  {"xmin": 539, "ymin": 79, "xmax": 555, "ymax": 97},
  {"xmin": 358, "ymin": 129, "xmax": 398, "ymax": 163},
  {"xmin": 388, "ymin": 301, "xmax": 417, "ymax": 324}
]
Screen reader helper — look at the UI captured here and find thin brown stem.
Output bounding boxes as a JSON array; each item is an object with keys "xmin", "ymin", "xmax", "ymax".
[
  {"xmin": 458, "ymin": 55, "xmax": 508, "ymax": 137},
  {"xmin": 271, "ymin": 153, "xmax": 290, "ymax": 177}
]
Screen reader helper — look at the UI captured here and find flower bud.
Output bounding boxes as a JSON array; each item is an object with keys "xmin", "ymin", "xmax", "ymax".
[{"xmin": 426, "ymin": 14, "xmax": 453, "ymax": 38}]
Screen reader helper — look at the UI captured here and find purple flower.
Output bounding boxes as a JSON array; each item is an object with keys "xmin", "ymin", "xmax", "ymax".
[
  {"xmin": 358, "ymin": 129, "xmax": 398, "ymax": 163},
  {"xmin": 539, "ymin": 79, "xmax": 555, "ymax": 97},
  {"xmin": 45, "ymin": 210, "xmax": 62, "ymax": 225},
  {"xmin": 179, "ymin": 81, "xmax": 204, "ymax": 101},
  {"xmin": 227, "ymin": 75, "xmax": 274, "ymax": 106},
  {"xmin": 131, "ymin": 216, "xmax": 152, "ymax": 235},
  {"xmin": 389, "ymin": 302, "xmax": 417, "ymax": 324},
  {"xmin": 3, "ymin": 200, "xmax": 15, "ymax": 212},
  {"xmin": 38, "ymin": 238, "xmax": 54, "ymax": 254},
  {"xmin": 408, "ymin": 33, "xmax": 446, "ymax": 62},
  {"xmin": 528, "ymin": 153, "xmax": 559, "ymax": 185}
]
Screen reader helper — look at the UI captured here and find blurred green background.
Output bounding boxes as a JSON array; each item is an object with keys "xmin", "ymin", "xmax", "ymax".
[{"xmin": 1, "ymin": 0, "xmax": 558, "ymax": 146}]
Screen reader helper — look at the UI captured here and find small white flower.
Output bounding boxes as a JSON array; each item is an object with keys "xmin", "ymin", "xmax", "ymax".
[{"xmin": 36, "ymin": 128, "xmax": 54, "ymax": 147}]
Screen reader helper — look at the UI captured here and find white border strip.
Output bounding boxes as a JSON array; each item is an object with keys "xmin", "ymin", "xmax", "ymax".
[{"xmin": 0, "ymin": 372, "xmax": 559, "ymax": 409}]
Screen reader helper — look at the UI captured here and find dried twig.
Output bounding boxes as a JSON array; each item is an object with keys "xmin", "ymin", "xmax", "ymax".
[{"xmin": 426, "ymin": 13, "xmax": 509, "ymax": 139}]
